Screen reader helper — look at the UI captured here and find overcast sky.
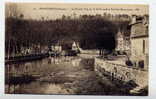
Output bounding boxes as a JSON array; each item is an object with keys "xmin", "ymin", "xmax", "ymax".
[{"xmin": 6, "ymin": 3, "xmax": 149, "ymax": 20}]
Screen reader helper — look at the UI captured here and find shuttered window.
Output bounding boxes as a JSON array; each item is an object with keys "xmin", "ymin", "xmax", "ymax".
[{"xmin": 143, "ymin": 40, "xmax": 145, "ymax": 54}]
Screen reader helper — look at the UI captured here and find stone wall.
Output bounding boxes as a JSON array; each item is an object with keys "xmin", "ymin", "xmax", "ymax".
[
  {"xmin": 130, "ymin": 37, "xmax": 149, "ymax": 70},
  {"xmin": 94, "ymin": 58, "xmax": 148, "ymax": 88}
]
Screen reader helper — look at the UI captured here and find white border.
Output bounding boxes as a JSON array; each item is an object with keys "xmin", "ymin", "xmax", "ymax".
[{"xmin": 1, "ymin": 0, "xmax": 156, "ymax": 99}]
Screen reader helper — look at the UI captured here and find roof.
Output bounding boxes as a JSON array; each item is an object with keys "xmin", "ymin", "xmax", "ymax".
[{"xmin": 129, "ymin": 21, "xmax": 142, "ymax": 26}]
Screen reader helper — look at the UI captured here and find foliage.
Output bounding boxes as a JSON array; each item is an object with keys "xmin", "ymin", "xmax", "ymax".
[{"xmin": 5, "ymin": 14, "xmax": 130, "ymax": 54}]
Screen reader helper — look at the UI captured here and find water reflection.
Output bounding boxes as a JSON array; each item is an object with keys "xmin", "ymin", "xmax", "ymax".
[{"xmin": 5, "ymin": 56, "xmax": 83, "ymax": 94}]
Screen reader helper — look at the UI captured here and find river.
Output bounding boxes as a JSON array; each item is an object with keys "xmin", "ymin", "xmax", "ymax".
[{"xmin": 5, "ymin": 56, "xmax": 126, "ymax": 95}]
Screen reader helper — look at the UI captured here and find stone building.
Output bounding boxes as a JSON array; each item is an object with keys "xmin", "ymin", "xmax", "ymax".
[
  {"xmin": 129, "ymin": 15, "xmax": 149, "ymax": 69},
  {"xmin": 115, "ymin": 29, "xmax": 124, "ymax": 53},
  {"xmin": 115, "ymin": 29, "xmax": 130, "ymax": 54}
]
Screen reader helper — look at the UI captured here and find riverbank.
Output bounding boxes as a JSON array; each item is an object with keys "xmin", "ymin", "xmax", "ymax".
[{"xmin": 5, "ymin": 53, "xmax": 49, "ymax": 65}]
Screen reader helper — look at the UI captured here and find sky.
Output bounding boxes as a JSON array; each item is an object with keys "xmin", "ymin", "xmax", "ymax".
[{"xmin": 6, "ymin": 3, "xmax": 149, "ymax": 20}]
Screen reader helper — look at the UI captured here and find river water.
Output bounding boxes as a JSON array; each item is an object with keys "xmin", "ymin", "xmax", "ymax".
[{"xmin": 5, "ymin": 56, "xmax": 124, "ymax": 95}]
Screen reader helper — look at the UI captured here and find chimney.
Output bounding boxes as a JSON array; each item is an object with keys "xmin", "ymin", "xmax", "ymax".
[{"xmin": 143, "ymin": 15, "xmax": 149, "ymax": 25}]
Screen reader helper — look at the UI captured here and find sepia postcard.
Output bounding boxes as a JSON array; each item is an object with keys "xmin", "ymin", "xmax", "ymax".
[{"xmin": 5, "ymin": 3, "xmax": 149, "ymax": 96}]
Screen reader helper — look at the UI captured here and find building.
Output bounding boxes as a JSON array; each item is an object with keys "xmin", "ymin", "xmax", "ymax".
[
  {"xmin": 59, "ymin": 39, "xmax": 80, "ymax": 52},
  {"xmin": 51, "ymin": 44, "xmax": 62, "ymax": 52},
  {"xmin": 115, "ymin": 29, "xmax": 130, "ymax": 54},
  {"xmin": 72, "ymin": 41, "xmax": 79, "ymax": 51},
  {"xmin": 129, "ymin": 15, "xmax": 149, "ymax": 69},
  {"xmin": 115, "ymin": 29, "xmax": 124, "ymax": 52}
]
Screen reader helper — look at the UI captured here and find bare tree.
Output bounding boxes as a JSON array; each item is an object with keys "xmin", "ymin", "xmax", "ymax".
[{"xmin": 5, "ymin": 3, "xmax": 19, "ymax": 18}]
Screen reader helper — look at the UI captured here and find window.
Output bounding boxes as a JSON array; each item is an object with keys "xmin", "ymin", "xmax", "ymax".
[
  {"xmin": 138, "ymin": 60, "xmax": 144, "ymax": 68},
  {"xmin": 143, "ymin": 40, "xmax": 145, "ymax": 54}
]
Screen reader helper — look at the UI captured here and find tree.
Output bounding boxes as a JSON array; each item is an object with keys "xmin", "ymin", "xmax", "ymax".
[{"xmin": 5, "ymin": 3, "xmax": 20, "ymax": 18}]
